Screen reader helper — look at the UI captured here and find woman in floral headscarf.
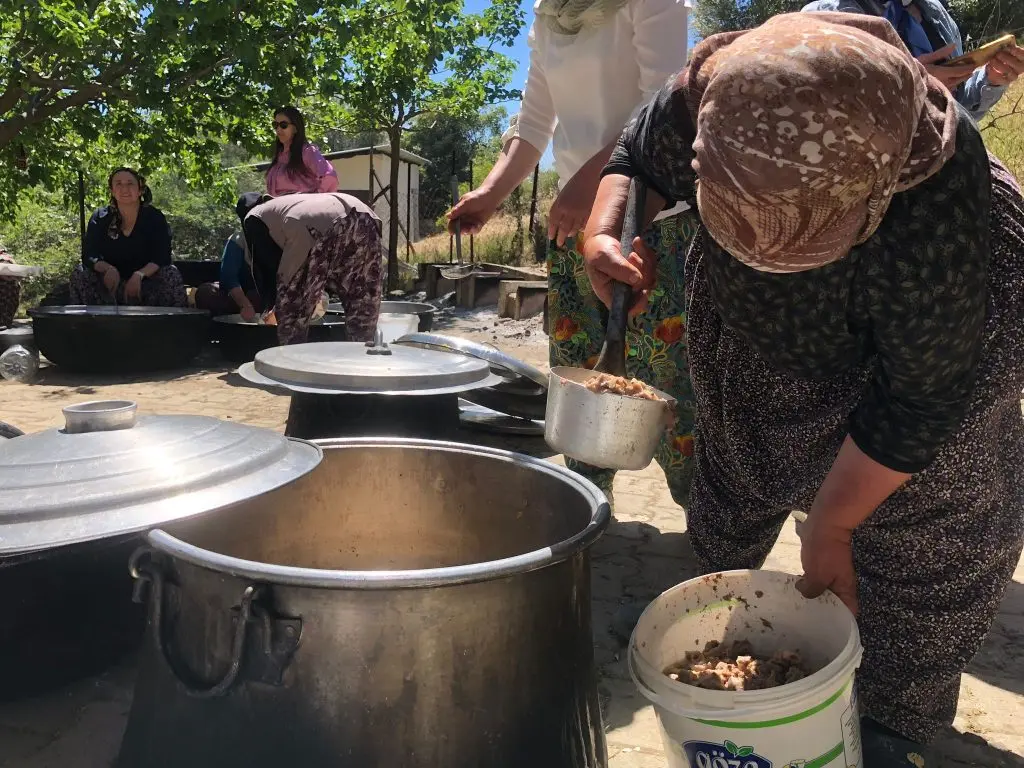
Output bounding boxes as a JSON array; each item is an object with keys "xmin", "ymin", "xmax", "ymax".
[
  {"xmin": 447, "ymin": 0, "xmax": 697, "ymax": 512},
  {"xmin": 584, "ymin": 12, "xmax": 1024, "ymax": 766}
]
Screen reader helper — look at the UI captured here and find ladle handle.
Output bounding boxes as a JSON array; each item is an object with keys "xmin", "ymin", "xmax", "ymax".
[{"xmin": 606, "ymin": 178, "xmax": 647, "ymax": 347}]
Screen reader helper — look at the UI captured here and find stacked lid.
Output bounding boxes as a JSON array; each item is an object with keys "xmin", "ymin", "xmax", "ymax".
[{"xmin": 0, "ymin": 400, "xmax": 322, "ymax": 556}]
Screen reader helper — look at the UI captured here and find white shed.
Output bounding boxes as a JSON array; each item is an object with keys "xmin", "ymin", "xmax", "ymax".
[{"xmin": 323, "ymin": 145, "xmax": 426, "ymax": 247}]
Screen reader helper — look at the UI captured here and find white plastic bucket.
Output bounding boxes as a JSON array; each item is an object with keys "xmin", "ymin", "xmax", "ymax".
[
  {"xmin": 377, "ymin": 313, "xmax": 418, "ymax": 343},
  {"xmin": 629, "ymin": 570, "xmax": 864, "ymax": 768}
]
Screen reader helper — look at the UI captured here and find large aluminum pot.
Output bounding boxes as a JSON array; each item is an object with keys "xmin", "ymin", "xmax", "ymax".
[{"xmin": 118, "ymin": 438, "xmax": 611, "ymax": 768}]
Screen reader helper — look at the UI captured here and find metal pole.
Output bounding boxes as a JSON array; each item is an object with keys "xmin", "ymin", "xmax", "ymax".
[
  {"xmin": 468, "ymin": 157, "xmax": 474, "ymax": 263},
  {"xmin": 368, "ymin": 146, "xmax": 374, "ymax": 213},
  {"xmin": 78, "ymin": 169, "xmax": 87, "ymax": 259},
  {"xmin": 528, "ymin": 164, "xmax": 540, "ymax": 241},
  {"xmin": 406, "ymin": 161, "xmax": 412, "ymax": 262}
]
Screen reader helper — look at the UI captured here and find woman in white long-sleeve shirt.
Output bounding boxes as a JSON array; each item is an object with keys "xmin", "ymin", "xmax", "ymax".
[{"xmin": 449, "ymin": 0, "xmax": 697, "ymax": 512}]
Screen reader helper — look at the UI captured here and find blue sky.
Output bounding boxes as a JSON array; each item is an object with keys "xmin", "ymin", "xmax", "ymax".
[{"xmin": 464, "ymin": 0, "xmax": 697, "ymax": 168}]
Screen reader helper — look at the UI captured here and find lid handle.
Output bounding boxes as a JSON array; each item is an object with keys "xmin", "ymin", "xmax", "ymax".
[
  {"xmin": 63, "ymin": 400, "xmax": 138, "ymax": 434},
  {"xmin": 364, "ymin": 328, "xmax": 392, "ymax": 356}
]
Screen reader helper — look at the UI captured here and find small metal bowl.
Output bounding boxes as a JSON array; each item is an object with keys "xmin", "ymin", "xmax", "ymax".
[{"xmin": 544, "ymin": 366, "xmax": 675, "ymax": 471}]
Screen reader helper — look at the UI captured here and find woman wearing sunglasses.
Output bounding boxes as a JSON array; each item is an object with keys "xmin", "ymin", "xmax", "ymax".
[{"xmin": 266, "ymin": 106, "xmax": 339, "ymax": 197}]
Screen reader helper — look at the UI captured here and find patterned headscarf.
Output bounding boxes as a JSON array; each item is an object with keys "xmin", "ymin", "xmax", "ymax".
[
  {"xmin": 687, "ymin": 12, "xmax": 958, "ymax": 272},
  {"xmin": 534, "ymin": 0, "xmax": 630, "ymax": 35}
]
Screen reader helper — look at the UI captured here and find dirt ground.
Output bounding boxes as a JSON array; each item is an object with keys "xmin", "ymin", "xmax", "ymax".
[{"xmin": 0, "ymin": 308, "xmax": 1021, "ymax": 767}]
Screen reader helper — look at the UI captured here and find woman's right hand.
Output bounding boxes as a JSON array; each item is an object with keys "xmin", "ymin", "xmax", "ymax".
[
  {"xmin": 581, "ymin": 233, "xmax": 657, "ymax": 314},
  {"xmin": 101, "ymin": 265, "xmax": 120, "ymax": 296},
  {"xmin": 446, "ymin": 188, "xmax": 501, "ymax": 236},
  {"xmin": 239, "ymin": 302, "xmax": 257, "ymax": 323}
]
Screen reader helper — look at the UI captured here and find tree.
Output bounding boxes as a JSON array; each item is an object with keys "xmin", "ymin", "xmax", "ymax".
[
  {"xmin": 0, "ymin": 0, "xmax": 352, "ymax": 218},
  {"xmin": 406, "ymin": 107, "xmax": 507, "ymax": 222},
  {"xmin": 336, "ymin": 0, "xmax": 524, "ymax": 290},
  {"xmin": 692, "ymin": 0, "xmax": 805, "ymax": 37},
  {"xmin": 947, "ymin": 0, "xmax": 1024, "ymax": 48}
]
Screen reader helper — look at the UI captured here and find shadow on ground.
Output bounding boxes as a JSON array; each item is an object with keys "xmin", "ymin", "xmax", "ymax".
[{"xmin": 32, "ymin": 347, "xmax": 233, "ymax": 389}]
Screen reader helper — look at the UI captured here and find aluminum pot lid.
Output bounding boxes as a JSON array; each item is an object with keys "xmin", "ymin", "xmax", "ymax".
[
  {"xmin": 0, "ymin": 400, "xmax": 322, "ymax": 556},
  {"xmin": 252, "ymin": 336, "xmax": 493, "ymax": 393},
  {"xmin": 393, "ymin": 333, "xmax": 547, "ymax": 391}
]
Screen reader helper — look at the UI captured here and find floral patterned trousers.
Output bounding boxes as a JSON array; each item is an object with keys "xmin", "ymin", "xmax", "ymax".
[
  {"xmin": 275, "ymin": 211, "xmax": 383, "ymax": 345},
  {"xmin": 548, "ymin": 210, "xmax": 699, "ymax": 507}
]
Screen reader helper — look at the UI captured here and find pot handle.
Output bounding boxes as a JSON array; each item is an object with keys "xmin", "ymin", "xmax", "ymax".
[{"xmin": 129, "ymin": 547, "xmax": 297, "ymax": 699}]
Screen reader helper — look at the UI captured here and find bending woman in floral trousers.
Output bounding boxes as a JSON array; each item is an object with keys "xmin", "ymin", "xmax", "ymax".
[{"xmin": 240, "ymin": 192, "xmax": 383, "ymax": 344}]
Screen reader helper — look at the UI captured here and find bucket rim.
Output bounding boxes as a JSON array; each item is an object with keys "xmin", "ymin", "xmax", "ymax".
[
  {"xmin": 146, "ymin": 437, "xmax": 611, "ymax": 590},
  {"xmin": 628, "ymin": 569, "xmax": 863, "ymax": 721}
]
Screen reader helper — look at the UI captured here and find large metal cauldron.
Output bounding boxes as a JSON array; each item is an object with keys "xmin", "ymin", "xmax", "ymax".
[
  {"xmin": 29, "ymin": 306, "xmax": 211, "ymax": 373},
  {"xmin": 119, "ymin": 439, "xmax": 611, "ymax": 768}
]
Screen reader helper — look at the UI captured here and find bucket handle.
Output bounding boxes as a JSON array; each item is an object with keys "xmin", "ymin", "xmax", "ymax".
[{"xmin": 129, "ymin": 547, "xmax": 300, "ymax": 699}]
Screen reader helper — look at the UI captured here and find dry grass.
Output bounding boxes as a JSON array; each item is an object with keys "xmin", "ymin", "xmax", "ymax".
[
  {"xmin": 410, "ymin": 210, "xmax": 544, "ymax": 267},
  {"xmin": 981, "ymin": 80, "xmax": 1024, "ymax": 180}
]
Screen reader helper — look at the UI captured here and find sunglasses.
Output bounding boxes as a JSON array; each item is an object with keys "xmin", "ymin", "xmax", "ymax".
[{"xmin": 272, "ymin": 120, "xmax": 292, "ymax": 130}]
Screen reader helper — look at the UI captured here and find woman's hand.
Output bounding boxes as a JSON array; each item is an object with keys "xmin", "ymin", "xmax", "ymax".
[
  {"xmin": 919, "ymin": 44, "xmax": 976, "ymax": 90},
  {"xmin": 447, "ymin": 188, "xmax": 501, "ymax": 236},
  {"xmin": 239, "ymin": 301, "xmax": 257, "ymax": 323},
  {"xmin": 100, "ymin": 265, "xmax": 121, "ymax": 296},
  {"xmin": 986, "ymin": 43, "xmax": 1024, "ymax": 87},
  {"xmin": 795, "ymin": 436, "xmax": 912, "ymax": 615},
  {"xmin": 581, "ymin": 232, "xmax": 657, "ymax": 314},
  {"xmin": 548, "ymin": 169, "xmax": 602, "ymax": 247},
  {"xmin": 797, "ymin": 514, "xmax": 858, "ymax": 615},
  {"xmin": 124, "ymin": 271, "xmax": 144, "ymax": 302}
]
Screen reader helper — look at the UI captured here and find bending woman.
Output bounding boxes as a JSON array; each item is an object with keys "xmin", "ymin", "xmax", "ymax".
[
  {"xmin": 448, "ymin": 0, "xmax": 697, "ymax": 507},
  {"xmin": 71, "ymin": 167, "xmax": 186, "ymax": 307},
  {"xmin": 240, "ymin": 192, "xmax": 383, "ymax": 344},
  {"xmin": 583, "ymin": 13, "xmax": 1024, "ymax": 765}
]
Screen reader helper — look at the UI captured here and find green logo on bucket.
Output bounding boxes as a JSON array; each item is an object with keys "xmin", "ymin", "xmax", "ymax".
[{"xmin": 683, "ymin": 740, "xmax": 770, "ymax": 768}]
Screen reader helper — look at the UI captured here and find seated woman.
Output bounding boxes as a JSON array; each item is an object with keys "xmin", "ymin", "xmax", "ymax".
[
  {"xmin": 239, "ymin": 192, "xmax": 383, "ymax": 344},
  {"xmin": 194, "ymin": 196, "xmax": 264, "ymax": 320},
  {"xmin": 583, "ymin": 13, "xmax": 1024, "ymax": 766},
  {"xmin": 266, "ymin": 106, "xmax": 339, "ymax": 197},
  {"xmin": 70, "ymin": 168, "xmax": 186, "ymax": 307}
]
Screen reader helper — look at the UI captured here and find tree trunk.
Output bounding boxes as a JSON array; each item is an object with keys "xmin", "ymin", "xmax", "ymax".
[{"xmin": 387, "ymin": 126, "xmax": 403, "ymax": 293}]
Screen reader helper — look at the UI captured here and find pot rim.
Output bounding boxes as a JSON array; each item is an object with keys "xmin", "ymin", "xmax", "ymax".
[{"xmin": 146, "ymin": 437, "xmax": 611, "ymax": 590}]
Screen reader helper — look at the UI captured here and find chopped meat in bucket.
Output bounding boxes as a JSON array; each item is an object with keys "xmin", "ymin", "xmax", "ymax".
[
  {"xmin": 584, "ymin": 373, "xmax": 664, "ymax": 401},
  {"xmin": 664, "ymin": 640, "xmax": 810, "ymax": 691}
]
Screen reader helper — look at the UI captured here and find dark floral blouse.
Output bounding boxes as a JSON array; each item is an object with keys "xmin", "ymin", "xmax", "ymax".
[{"xmin": 604, "ymin": 85, "xmax": 991, "ymax": 473}]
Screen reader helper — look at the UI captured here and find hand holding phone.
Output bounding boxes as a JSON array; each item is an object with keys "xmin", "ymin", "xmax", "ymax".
[{"xmin": 941, "ymin": 34, "xmax": 1016, "ymax": 69}]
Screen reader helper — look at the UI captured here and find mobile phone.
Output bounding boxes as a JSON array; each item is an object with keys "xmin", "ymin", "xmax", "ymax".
[{"xmin": 941, "ymin": 34, "xmax": 1016, "ymax": 68}]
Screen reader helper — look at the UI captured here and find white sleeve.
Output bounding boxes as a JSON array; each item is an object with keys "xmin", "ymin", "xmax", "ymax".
[
  {"xmin": 630, "ymin": 0, "xmax": 691, "ymax": 117},
  {"xmin": 512, "ymin": 21, "xmax": 558, "ymax": 154}
]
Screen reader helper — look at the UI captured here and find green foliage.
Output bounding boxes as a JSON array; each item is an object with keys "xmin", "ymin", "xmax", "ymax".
[
  {"xmin": 946, "ymin": 0, "xmax": 1024, "ymax": 48},
  {"xmin": 407, "ymin": 107, "xmax": 507, "ymax": 222},
  {"xmin": 333, "ymin": 0, "xmax": 524, "ymax": 288},
  {"xmin": 336, "ymin": 0, "xmax": 523, "ymax": 133},
  {"xmin": 692, "ymin": 0, "xmax": 804, "ymax": 37},
  {"xmin": 0, "ymin": 0, "xmax": 354, "ymax": 220},
  {"xmin": 0, "ymin": 187, "xmax": 79, "ymax": 308}
]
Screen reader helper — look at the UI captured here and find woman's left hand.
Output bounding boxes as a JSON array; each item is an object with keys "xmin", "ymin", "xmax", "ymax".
[
  {"xmin": 986, "ymin": 43, "xmax": 1024, "ymax": 87},
  {"xmin": 124, "ymin": 272, "xmax": 144, "ymax": 302},
  {"xmin": 796, "ymin": 514, "xmax": 859, "ymax": 615}
]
